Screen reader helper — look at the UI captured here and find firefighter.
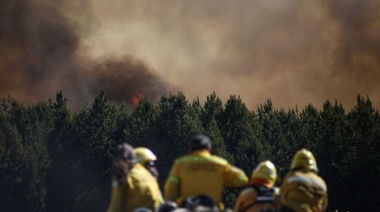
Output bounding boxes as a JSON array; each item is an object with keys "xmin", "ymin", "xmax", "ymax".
[
  {"xmin": 134, "ymin": 147, "xmax": 159, "ymax": 178},
  {"xmin": 107, "ymin": 143, "xmax": 163, "ymax": 212},
  {"xmin": 279, "ymin": 149, "xmax": 328, "ymax": 212},
  {"xmin": 234, "ymin": 160, "xmax": 279, "ymax": 212},
  {"xmin": 164, "ymin": 134, "xmax": 249, "ymax": 210}
]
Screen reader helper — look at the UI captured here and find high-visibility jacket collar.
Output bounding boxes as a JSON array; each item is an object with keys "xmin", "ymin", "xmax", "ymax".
[{"xmin": 133, "ymin": 163, "xmax": 145, "ymax": 169}]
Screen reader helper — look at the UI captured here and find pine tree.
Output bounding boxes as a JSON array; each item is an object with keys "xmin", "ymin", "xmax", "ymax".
[{"xmin": 153, "ymin": 92, "xmax": 203, "ymax": 186}]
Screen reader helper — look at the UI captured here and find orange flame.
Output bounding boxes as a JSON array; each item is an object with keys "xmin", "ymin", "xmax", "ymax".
[{"xmin": 131, "ymin": 95, "xmax": 142, "ymax": 107}]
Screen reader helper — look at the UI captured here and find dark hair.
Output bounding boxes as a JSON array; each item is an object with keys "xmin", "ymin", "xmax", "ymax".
[
  {"xmin": 111, "ymin": 143, "xmax": 136, "ymax": 183},
  {"xmin": 190, "ymin": 134, "xmax": 212, "ymax": 152}
]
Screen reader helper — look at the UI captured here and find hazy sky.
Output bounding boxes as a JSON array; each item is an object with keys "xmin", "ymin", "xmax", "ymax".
[{"xmin": 1, "ymin": 0, "xmax": 380, "ymax": 110}]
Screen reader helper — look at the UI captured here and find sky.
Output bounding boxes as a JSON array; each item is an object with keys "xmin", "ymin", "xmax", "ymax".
[{"xmin": 1, "ymin": 0, "xmax": 380, "ymax": 111}]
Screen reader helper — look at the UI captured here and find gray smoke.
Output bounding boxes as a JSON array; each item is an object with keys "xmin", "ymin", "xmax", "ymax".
[
  {"xmin": 0, "ymin": 0, "xmax": 171, "ymax": 109},
  {"xmin": 1, "ymin": 0, "xmax": 379, "ymax": 110}
]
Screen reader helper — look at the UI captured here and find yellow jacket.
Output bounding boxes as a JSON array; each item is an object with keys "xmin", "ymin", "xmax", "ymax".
[
  {"xmin": 279, "ymin": 170, "xmax": 328, "ymax": 212},
  {"xmin": 164, "ymin": 150, "xmax": 248, "ymax": 208},
  {"xmin": 234, "ymin": 185, "xmax": 279, "ymax": 212},
  {"xmin": 107, "ymin": 163, "xmax": 163, "ymax": 212}
]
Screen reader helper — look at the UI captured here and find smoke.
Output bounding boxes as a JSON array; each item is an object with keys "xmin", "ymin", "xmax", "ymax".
[
  {"xmin": 326, "ymin": 1, "xmax": 380, "ymax": 84},
  {"xmin": 1, "ymin": 0, "xmax": 380, "ymax": 110},
  {"xmin": 0, "ymin": 0, "xmax": 171, "ymax": 109}
]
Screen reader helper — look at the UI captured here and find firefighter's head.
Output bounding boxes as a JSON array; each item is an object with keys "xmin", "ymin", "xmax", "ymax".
[
  {"xmin": 111, "ymin": 143, "xmax": 136, "ymax": 183},
  {"xmin": 291, "ymin": 149, "xmax": 318, "ymax": 173},
  {"xmin": 250, "ymin": 160, "xmax": 277, "ymax": 187},
  {"xmin": 114, "ymin": 143, "xmax": 135, "ymax": 162},
  {"xmin": 135, "ymin": 147, "xmax": 157, "ymax": 165},
  {"xmin": 134, "ymin": 147, "xmax": 159, "ymax": 178},
  {"xmin": 190, "ymin": 134, "xmax": 212, "ymax": 152}
]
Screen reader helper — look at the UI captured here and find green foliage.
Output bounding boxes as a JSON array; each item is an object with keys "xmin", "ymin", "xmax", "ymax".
[
  {"xmin": 317, "ymin": 100, "xmax": 349, "ymax": 210},
  {"xmin": 219, "ymin": 95, "xmax": 251, "ymax": 159},
  {"xmin": 201, "ymin": 92, "xmax": 223, "ymax": 128},
  {"xmin": 72, "ymin": 186, "xmax": 109, "ymax": 212},
  {"xmin": 88, "ymin": 91, "xmax": 118, "ymax": 160},
  {"xmin": 0, "ymin": 92, "xmax": 379, "ymax": 212},
  {"xmin": 0, "ymin": 99, "xmax": 52, "ymax": 211},
  {"xmin": 153, "ymin": 92, "xmax": 204, "ymax": 185},
  {"xmin": 257, "ymin": 99, "xmax": 290, "ymax": 179},
  {"xmin": 206, "ymin": 118, "xmax": 232, "ymax": 163},
  {"xmin": 343, "ymin": 95, "xmax": 380, "ymax": 211},
  {"xmin": 126, "ymin": 96, "xmax": 158, "ymax": 148},
  {"xmin": 45, "ymin": 91, "xmax": 76, "ymax": 212},
  {"xmin": 202, "ymin": 92, "xmax": 232, "ymax": 162}
]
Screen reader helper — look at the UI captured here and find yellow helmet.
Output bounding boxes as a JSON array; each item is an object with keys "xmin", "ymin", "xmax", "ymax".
[
  {"xmin": 251, "ymin": 160, "xmax": 277, "ymax": 185},
  {"xmin": 290, "ymin": 149, "xmax": 318, "ymax": 172},
  {"xmin": 134, "ymin": 147, "xmax": 157, "ymax": 164}
]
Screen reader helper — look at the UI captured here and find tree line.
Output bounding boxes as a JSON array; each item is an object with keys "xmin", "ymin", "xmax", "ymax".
[{"xmin": 0, "ymin": 91, "xmax": 379, "ymax": 211}]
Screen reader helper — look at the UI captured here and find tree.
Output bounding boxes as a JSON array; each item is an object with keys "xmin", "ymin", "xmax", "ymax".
[
  {"xmin": 126, "ymin": 96, "xmax": 158, "ymax": 149},
  {"xmin": 201, "ymin": 92, "xmax": 232, "ymax": 161},
  {"xmin": 201, "ymin": 92, "xmax": 223, "ymax": 129},
  {"xmin": 256, "ymin": 99, "xmax": 289, "ymax": 178},
  {"xmin": 219, "ymin": 95, "xmax": 251, "ymax": 158},
  {"xmin": 317, "ymin": 99, "xmax": 349, "ymax": 210},
  {"xmin": 218, "ymin": 95, "xmax": 263, "ymax": 208},
  {"xmin": 153, "ymin": 92, "xmax": 204, "ymax": 186},
  {"xmin": 0, "ymin": 99, "xmax": 52, "ymax": 211},
  {"xmin": 344, "ymin": 95, "xmax": 380, "ymax": 211},
  {"xmin": 44, "ymin": 91, "xmax": 89, "ymax": 212},
  {"xmin": 67, "ymin": 91, "xmax": 118, "ymax": 212},
  {"xmin": 299, "ymin": 104, "xmax": 322, "ymax": 150}
]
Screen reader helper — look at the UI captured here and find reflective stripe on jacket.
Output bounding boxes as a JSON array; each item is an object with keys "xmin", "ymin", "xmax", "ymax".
[
  {"xmin": 108, "ymin": 163, "xmax": 163, "ymax": 212},
  {"xmin": 280, "ymin": 170, "xmax": 328, "ymax": 212},
  {"xmin": 164, "ymin": 149, "xmax": 248, "ymax": 208}
]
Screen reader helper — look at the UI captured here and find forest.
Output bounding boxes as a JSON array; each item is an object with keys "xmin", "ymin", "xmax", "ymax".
[{"xmin": 0, "ymin": 91, "xmax": 379, "ymax": 212}]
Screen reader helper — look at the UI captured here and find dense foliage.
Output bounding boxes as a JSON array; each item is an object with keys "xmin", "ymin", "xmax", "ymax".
[{"xmin": 0, "ymin": 91, "xmax": 379, "ymax": 211}]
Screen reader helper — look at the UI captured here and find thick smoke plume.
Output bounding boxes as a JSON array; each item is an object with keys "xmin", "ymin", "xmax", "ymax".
[
  {"xmin": 1, "ymin": 0, "xmax": 380, "ymax": 110},
  {"xmin": 0, "ymin": 0, "xmax": 171, "ymax": 109}
]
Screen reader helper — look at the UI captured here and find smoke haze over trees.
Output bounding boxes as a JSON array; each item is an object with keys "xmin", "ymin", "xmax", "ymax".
[{"xmin": 1, "ymin": 0, "xmax": 380, "ymax": 110}]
